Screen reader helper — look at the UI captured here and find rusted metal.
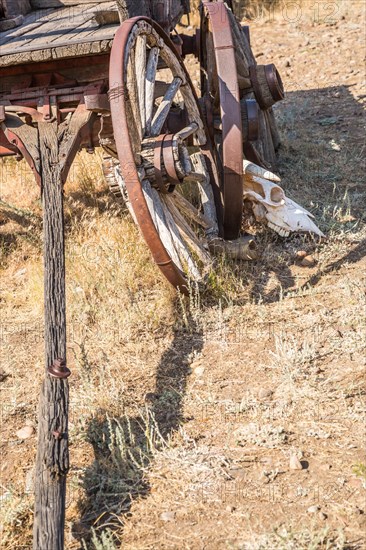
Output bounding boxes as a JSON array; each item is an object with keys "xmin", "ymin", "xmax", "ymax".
[
  {"xmin": 249, "ymin": 65, "xmax": 266, "ymax": 110},
  {"xmin": 202, "ymin": 0, "xmax": 243, "ymax": 240},
  {"xmin": 0, "ymin": 145, "xmax": 16, "ymax": 155},
  {"xmin": 249, "ymin": 63, "xmax": 284, "ymax": 109},
  {"xmin": 162, "ymin": 134, "xmax": 180, "ymax": 187},
  {"xmin": 0, "ymin": 54, "xmax": 110, "ymax": 80},
  {"xmin": 3, "ymin": 127, "xmax": 41, "ymax": 184},
  {"xmin": 0, "ymin": 82, "xmax": 104, "ymax": 108},
  {"xmin": 244, "ymin": 141, "xmax": 265, "ymax": 167},
  {"xmin": 265, "ymin": 63, "xmax": 285, "ymax": 102},
  {"xmin": 47, "ymin": 358, "xmax": 71, "ymax": 379},
  {"xmin": 2, "ymin": 105, "xmax": 44, "ymax": 122},
  {"xmin": 179, "ymin": 30, "xmax": 201, "ymax": 58},
  {"xmin": 165, "ymin": 106, "xmax": 189, "ymax": 135},
  {"xmin": 154, "ymin": 133, "xmax": 167, "ymax": 193},
  {"xmin": 242, "ymin": 98, "xmax": 259, "ymax": 142},
  {"xmin": 242, "ymin": 24, "xmax": 250, "ymax": 44}
]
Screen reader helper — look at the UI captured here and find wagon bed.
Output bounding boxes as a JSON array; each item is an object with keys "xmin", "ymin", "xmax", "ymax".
[{"xmin": 0, "ymin": 2, "xmax": 120, "ymax": 67}]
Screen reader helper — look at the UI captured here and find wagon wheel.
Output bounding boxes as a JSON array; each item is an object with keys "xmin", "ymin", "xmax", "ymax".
[
  {"xmin": 108, "ymin": 17, "xmax": 222, "ymax": 293},
  {"xmin": 199, "ymin": 0, "xmax": 244, "ymax": 240}
]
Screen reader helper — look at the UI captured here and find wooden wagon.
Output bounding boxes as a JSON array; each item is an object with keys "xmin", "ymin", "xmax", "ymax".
[{"xmin": 0, "ymin": 1, "xmax": 284, "ymax": 548}]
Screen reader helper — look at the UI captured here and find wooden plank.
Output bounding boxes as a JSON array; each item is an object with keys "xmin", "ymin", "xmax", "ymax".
[
  {"xmin": 31, "ymin": 0, "xmax": 114, "ymax": 6},
  {"xmin": 0, "ymin": 8, "xmax": 60, "ymax": 47},
  {"xmin": 1, "ymin": 3, "xmax": 107, "ymax": 51},
  {"xmin": 151, "ymin": 76, "xmax": 182, "ymax": 137},
  {"xmin": 145, "ymin": 46, "xmax": 159, "ymax": 135},
  {"xmin": 3, "ymin": 0, "xmax": 31, "ymax": 17},
  {"xmin": 135, "ymin": 33, "xmax": 146, "ymax": 135},
  {"xmin": 0, "ymin": 2, "xmax": 116, "ymax": 49},
  {"xmin": 0, "ymin": 37, "xmax": 114, "ymax": 66},
  {"xmin": 116, "ymin": 0, "xmax": 151, "ymax": 20}
]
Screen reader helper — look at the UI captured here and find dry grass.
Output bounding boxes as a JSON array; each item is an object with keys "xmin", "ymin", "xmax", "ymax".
[{"xmin": 1, "ymin": 1, "xmax": 366, "ymax": 548}]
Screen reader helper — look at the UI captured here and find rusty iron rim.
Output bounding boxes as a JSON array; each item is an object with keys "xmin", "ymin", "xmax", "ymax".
[
  {"xmin": 249, "ymin": 64, "xmax": 266, "ymax": 110},
  {"xmin": 242, "ymin": 24, "xmax": 251, "ymax": 45},
  {"xmin": 201, "ymin": 0, "xmax": 244, "ymax": 240},
  {"xmin": 109, "ymin": 17, "xmax": 220, "ymax": 293},
  {"xmin": 265, "ymin": 63, "xmax": 285, "ymax": 102},
  {"xmin": 250, "ymin": 63, "xmax": 285, "ymax": 109},
  {"xmin": 243, "ymin": 98, "xmax": 259, "ymax": 142}
]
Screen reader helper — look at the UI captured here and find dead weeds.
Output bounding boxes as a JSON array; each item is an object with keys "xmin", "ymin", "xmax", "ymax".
[{"xmin": 1, "ymin": 1, "xmax": 366, "ymax": 549}]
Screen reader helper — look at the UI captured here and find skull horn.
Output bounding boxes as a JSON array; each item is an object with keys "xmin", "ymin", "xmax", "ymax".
[{"xmin": 243, "ymin": 160, "xmax": 281, "ymax": 183}]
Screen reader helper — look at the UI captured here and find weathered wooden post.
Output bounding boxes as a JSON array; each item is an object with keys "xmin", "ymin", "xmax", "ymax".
[{"xmin": 33, "ymin": 121, "xmax": 71, "ymax": 550}]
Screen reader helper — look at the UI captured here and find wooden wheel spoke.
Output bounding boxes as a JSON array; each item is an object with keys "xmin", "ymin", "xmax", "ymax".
[
  {"xmin": 164, "ymin": 195, "xmax": 212, "ymax": 268},
  {"xmin": 145, "ymin": 46, "xmax": 160, "ymax": 135},
  {"xmin": 135, "ymin": 34, "xmax": 147, "ymax": 135},
  {"xmin": 127, "ymin": 54, "xmax": 143, "ymax": 153},
  {"xmin": 175, "ymin": 122, "xmax": 199, "ymax": 141},
  {"xmin": 160, "ymin": 196, "xmax": 202, "ymax": 280},
  {"xmin": 142, "ymin": 181, "xmax": 184, "ymax": 272},
  {"xmin": 151, "ymin": 76, "xmax": 182, "ymax": 137}
]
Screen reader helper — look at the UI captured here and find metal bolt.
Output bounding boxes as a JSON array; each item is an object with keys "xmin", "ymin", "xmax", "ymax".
[{"xmin": 47, "ymin": 358, "xmax": 71, "ymax": 379}]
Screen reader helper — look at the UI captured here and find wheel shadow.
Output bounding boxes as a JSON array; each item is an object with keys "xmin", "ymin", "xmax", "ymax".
[{"xmin": 72, "ymin": 313, "xmax": 203, "ymax": 546}]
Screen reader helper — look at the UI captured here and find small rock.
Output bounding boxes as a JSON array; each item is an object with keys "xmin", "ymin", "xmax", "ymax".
[
  {"xmin": 258, "ymin": 388, "xmax": 273, "ymax": 400},
  {"xmin": 0, "ymin": 491, "xmax": 11, "ymax": 503},
  {"xmin": 25, "ymin": 468, "xmax": 35, "ymax": 494},
  {"xmin": 296, "ymin": 250, "xmax": 308, "ymax": 258},
  {"xmin": 14, "ymin": 268, "xmax": 27, "ymax": 278},
  {"xmin": 289, "ymin": 454, "xmax": 303, "ymax": 470},
  {"xmin": 307, "ymin": 505, "xmax": 320, "ymax": 514},
  {"xmin": 25, "ymin": 419, "xmax": 36, "ymax": 428},
  {"xmin": 194, "ymin": 366, "xmax": 205, "ymax": 377},
  {"xmin": 144, "ymin": 392, "xmax": 157, "ymax": 402},
  {"xmin": 301, "ymin": 255, "xmax": 316, "ymax": 267},
  {"xmin": 285, "ymin": 59, "xmax": 291, "ymax": 67},
  {"xmin": 161, "ymin": 511, "xmax": 175, "ymax": 522},
  {"xmin": 319, "ymin": 511, "xmax": 327, "ymax": 520},
  {"xmin": 16, "ymin": 426, "xmax": 34, "ymax": 440},
  {"xmin": 0, "ymin": 370, "xmax": 9, "ymax": 382},
  {"xmin": 330, "ymin": 139, "xmax": 341, "ymax": 151},
  {"xmin": 226, "ymin": 505, "xmax": 236, "ymax": 512}
]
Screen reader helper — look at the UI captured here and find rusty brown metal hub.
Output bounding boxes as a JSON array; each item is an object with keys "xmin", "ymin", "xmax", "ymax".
[{"xmin": 249, "ymin": 63, "xmax": 285, "ymax": 110}]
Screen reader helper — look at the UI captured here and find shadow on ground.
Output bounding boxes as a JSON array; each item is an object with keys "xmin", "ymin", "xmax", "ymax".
[
  {"xmin": 241, "ymin": 84, "xmax": 365, "ymax": 303},
  {"xmin": 72, "ymin": 316, "xmax": 203, "ymax": 547}
]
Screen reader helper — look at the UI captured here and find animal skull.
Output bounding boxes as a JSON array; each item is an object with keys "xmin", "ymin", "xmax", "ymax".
[{"xmin": 243, "ymin": 161, "xmax": 325, "ymax": 238}]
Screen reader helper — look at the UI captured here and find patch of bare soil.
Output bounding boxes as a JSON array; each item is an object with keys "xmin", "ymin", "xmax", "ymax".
[{"xmin": 0, "ymin": 2, "xmax": 365, "ymax": 549}]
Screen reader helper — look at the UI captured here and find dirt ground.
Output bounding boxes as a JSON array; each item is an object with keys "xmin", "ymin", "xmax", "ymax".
[{"xmin": 0, "ymin": 1, "xmax": 365, "ymax": 549}]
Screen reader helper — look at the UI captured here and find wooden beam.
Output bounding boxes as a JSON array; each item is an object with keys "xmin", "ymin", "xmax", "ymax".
[{"xmin": 33, "ymin": 121, "xmax": 69, "ymax": 550}]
